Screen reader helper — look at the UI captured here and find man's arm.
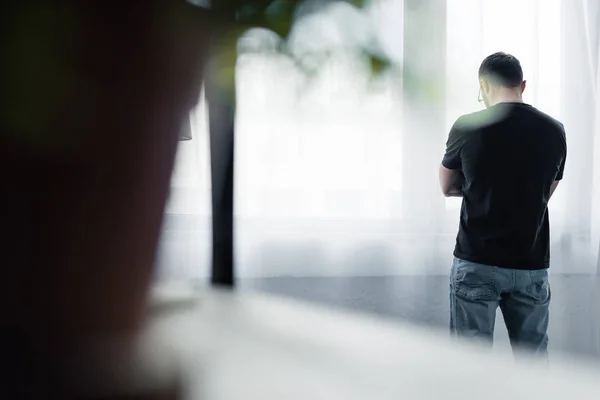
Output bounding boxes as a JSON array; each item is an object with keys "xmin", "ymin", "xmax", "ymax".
[
  {"xmin": 549, "ymin": 180, "xmax": 560, "ymax": 199},
  {"xmin": 549, "ymin": 130, "xmax": 566, "ymax": 200},
  {"xmin": 440, "ymin": 117, "xmax": 465, "ymax": 197},
  {"xmin": 439, "ymin": 165, "xmax": 463, "ymax": 197}
]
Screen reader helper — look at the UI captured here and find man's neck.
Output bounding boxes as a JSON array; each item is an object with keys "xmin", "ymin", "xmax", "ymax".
[{"xmin": 489, "ymin": 88, "xmax": 523, "ymax": 106}]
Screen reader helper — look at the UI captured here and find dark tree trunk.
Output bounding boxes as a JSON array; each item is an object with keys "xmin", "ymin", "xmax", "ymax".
[
  {"xmin": 206, "ymin": 81, "xmax": 236, "ymax": 287},
  {"xmin": 205, "ymin": 28, "xmax": 237, "ymax": 287}
]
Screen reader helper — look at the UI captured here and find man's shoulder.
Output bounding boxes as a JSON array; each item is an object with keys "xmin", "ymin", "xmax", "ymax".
[
  {"xmin": 453, "ymin": 108, "xmax": 505, "ymax": 132},
  {"xmin": 524, "ymin": 107, "xmax": 567, "ymax": 153},
  {"xmin": 527, "ymin": 106, "xmax": 565, "ymax": 133},
  {"xmin": 455, "ymin": 105, "xmax": 566, "ymax": 136}
]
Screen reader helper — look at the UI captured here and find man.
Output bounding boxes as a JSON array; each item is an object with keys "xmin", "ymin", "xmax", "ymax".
[{"xmin": 439, "ymin": 52, "xmax": 567, "ymax": 355}]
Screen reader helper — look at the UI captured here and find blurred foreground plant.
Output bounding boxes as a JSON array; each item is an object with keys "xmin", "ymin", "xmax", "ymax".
[{"xmin": 192, "ymin": 0, "xmax": 391, "ymax": 100}]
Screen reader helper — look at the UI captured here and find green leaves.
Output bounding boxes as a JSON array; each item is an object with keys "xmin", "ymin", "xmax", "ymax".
[
  {"xmin": 369, "ymin": 54, "xmax": 389, "ymax": 77},
  {"xmin": 235, "ymin": 3, "xmax": 266, "ymax": 25},
  {"xmin": 208, "ymin": 0, "xmax": 391, "ymax": 96},
  {"xmin": 345, "ymin": 0, "xmax": 369, "ymax": 7},
  {"xmin": 231, "ymin": 0, "xmax": 370, "ymax": 39},
  {"xmin": 263, "ymin": 1, "xmax": 295, "ymax": 38}
]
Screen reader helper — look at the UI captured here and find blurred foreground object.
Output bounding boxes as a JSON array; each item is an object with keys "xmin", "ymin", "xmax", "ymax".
[
  {"xmin": 148, "ymin": 287, "xmax": 600, "ymax": 399},
  {"xmin": 0, "ymin": 1, "xmax": 210, "ymax": 397}
]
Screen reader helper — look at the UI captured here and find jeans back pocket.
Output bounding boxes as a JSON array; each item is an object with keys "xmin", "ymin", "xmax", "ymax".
[
  {"xmin": 526, "ymin": 269, "xmax": 550, "ymax": 304},
  {"xmin": 453, "ymin": 259, "xmax": 496, "ymax": 301}
]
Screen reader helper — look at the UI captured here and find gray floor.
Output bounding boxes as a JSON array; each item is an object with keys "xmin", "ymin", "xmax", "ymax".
[
  {"xmin": 157, "ymin": 215, "xmax": 600, "ymax": 361},
  {"xmin": 242, "ymin": 274, "xmax": 600, "ymax": 362}
]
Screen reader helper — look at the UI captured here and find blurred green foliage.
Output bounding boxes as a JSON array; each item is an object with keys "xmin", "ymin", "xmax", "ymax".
[{"xmin": 202, "ymin": 0, "xmax": 391, "ymax": 99}]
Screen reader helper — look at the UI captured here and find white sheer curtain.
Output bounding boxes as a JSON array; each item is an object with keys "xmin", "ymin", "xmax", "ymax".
[
  {"xmin": 157, "ymin": 0, "xmax": 600, "ymax": 279},
  {"xmin": 157, "ymin": 93, "xmax": 212, "ymax": 279},
  {"xmin": 557, "ymin": 0, "xmax": 600, "ymax": 275},
  {"xmin": 586, "ymin": 0, "xmax": 600, "ymax": 272}
]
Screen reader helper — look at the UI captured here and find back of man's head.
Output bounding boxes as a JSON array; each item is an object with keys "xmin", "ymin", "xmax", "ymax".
[{"xmin": 479, "ymin": 52, "xmax": 523, "ymax": 88}]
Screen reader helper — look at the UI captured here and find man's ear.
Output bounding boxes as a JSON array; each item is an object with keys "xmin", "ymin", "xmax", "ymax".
[
  {"xmin": 480, "ymin": 78, "xmax": 488, "ymax": 92},
  {"xmin": 521, "ymin": 80, "xmax": 527, "ymax": 94}
]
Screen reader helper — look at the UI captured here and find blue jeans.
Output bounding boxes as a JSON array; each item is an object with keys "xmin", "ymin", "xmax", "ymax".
[{"xmin": 449, "ymin": 257, "xmax": 550, "ymax": 355}]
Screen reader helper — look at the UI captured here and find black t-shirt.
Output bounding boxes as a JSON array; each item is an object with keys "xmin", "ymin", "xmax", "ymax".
[{"xmin": 442, "ymin": 102, "xmax": 566, "ymax": 270}]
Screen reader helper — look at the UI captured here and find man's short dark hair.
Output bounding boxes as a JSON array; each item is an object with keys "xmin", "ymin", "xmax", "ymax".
[{"xmin": 478, "ymin": 52, "xmax": 523, "ymax": 88}]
